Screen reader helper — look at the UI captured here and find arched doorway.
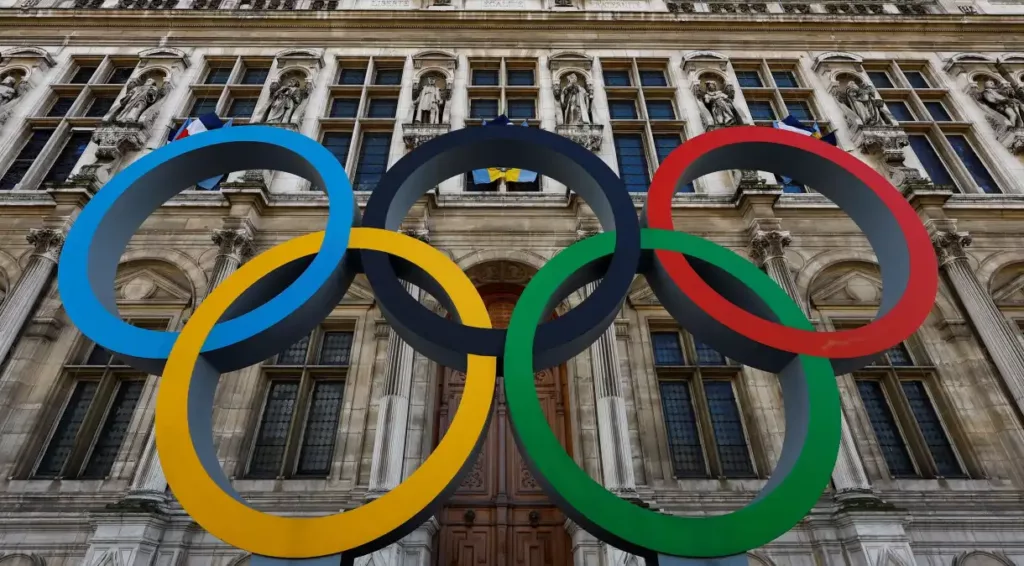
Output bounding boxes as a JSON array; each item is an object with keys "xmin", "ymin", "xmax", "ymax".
[{"xmin": 434, "ymin": 278, "xmax": 573, "ymax": 566}]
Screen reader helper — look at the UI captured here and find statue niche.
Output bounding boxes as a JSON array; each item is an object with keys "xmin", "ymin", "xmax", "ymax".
[
  {"xmin": 262, "ymin": 71, "xmax": 312, "ymax": 126},
  {"xmin": 968, "ymin": 75, "xmax": 1024, "ymax": 130},
  {"xmin": 832, "ymin": 74, "xmax": 897, "ymax": 130},
  {"xmin": 692, "ymin": 74, "xmax": 744, "ymax": 130},
  {"xmin": 0, "ymin": 70, "xmax": 31, "ymax": 126},
  {"xmin": 411, "ymin": 73, "xmax": 450, "ymax": 125},
  {"xmin": 553, "ymin": 71, "xmax": 593, "ymax": 125},
  {"xmin": 102, "ymin": 70, "xmax": 168, "ymax": 126}
]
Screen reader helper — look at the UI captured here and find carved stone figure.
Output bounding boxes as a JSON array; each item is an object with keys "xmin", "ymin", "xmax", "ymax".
[
  {"xmin": 554, "ymin": 72, "xmax": 592, "ymax": 125},
  {"xmin": 969, "ymin": 78, "xmax": 1024, "ymax": 129},
  {"xmin": 836, "ymin": 80, "xmax": 897, "ymax": 127},
  {"xmin": 414, "ymin": 76, "xmax": 443, "ymax": 124},
  {"xmin": 693, "ymin": 79, "xmax": 743, "ymax": 128},
  {"xmin": 264, "ymin": 77, "xmax": 310, "ymax": 125},
  {"xmin": 104, "ymin": 75, "xmax": 166, "ymax": 125},
  {"xmin": 0, "ymin": 74, "xmax": 30, "ymax": 123}
]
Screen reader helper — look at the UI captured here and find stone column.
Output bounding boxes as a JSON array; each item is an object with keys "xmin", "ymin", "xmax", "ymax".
[
  {"xmin": 0, "ymin": 228, "xmax": 64, "ymax": 369},
  {"xmin": 749, "ymin": 228, "xmax": 874, "ymax": 497},
  {"xmin": 208, "ymin": 227, "xmax": 256, "ymax": 292},
  {"xmin": 933, "ymin": 228, "xmax": 1024, "ymax": 417}
]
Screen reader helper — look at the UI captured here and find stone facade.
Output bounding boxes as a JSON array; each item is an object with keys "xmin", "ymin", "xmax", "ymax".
[{"xmin": 1, "ymin": 2, "xmax": 1024, "ymax": 566}]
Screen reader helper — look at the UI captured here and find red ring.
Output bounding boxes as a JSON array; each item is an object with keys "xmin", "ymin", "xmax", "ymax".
[{"xmin": 645, "ymin": 126, "xmax": 938, "ymax": 360}]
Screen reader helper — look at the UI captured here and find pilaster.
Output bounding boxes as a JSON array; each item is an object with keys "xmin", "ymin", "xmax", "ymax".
[
  {"xmin": 0, "ymin": 227, "xmax": 64, "ymax": 369},
  {"xmin": 81, "ymin": 511, "xmax": 170, "ymax": 566},
  {"xmin": 564, "ymin": 519, "xmax": 603, "ymax": 566}
]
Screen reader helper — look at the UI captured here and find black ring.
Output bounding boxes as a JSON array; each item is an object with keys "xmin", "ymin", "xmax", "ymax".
[{"xmin": 361, "ymin": 125, "xmax": 641, "ymax": 372}]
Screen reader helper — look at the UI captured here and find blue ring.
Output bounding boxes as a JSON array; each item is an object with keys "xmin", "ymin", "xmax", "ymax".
[{"xmin": 58, "ymin": 125, "xmax": 357, "ymax": 375}]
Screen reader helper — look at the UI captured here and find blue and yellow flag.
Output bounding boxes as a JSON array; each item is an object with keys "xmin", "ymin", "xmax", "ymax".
[{"xmin": 471, "ymin": 116, "xmax": 538, "ymax": 185}]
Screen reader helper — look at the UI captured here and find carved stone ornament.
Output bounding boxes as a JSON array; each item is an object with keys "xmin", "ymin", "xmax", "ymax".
[
  {"xmin": 402, "ymin": 122, "xmax": 451, "ymax": 149},
  {"xmin": 553, "ymin": 71, "xmax": 593, "ymax": 126},
  {"xmin": 400, "ymin": 227, "xmax": 430, "ymax": 243},
  {"xmin": 932, "ymin": 230, "xmax": 972, "ymax": 266},
  {"xmin": 555, "ymin": 123, "xmax": 604, "ymax": 151},
  {"xmin": 261, "ymin": 73, "xmax": 312, "ymax": 126},
  {"xmin": 0, "ymin": 46, "xmax": 52, "ymax": 125},
  {"xmin": 691, "ymin": 73, "xmax": 746, "ymax": 131},
  {"xmin": 966, "ymin": 75, "xmax": 1024, "ymax": 154},
  {"xmin": 27, "ymin": 228, "xmax": 65, "ymax": 262},
  {"xmin": 749, "ymin": 229, "xmax": 791, "ymax": 266},
  {"xmin": 105, "ymin": 71, "xmax": 169, "ymax": 127},
  {"xmin": 853, "ymin": 125, "xmax": 932, "ymax": 190},
  {"xmin": 830, "ymin": 74, "xmax": 898, "ymax": 130},
  {"xmin": 403, "ymin": 70, "xmax": 452, "ymax": 148},
  {"xmin": 0, "ymin": 70, "xmax": 31, "ymax": 126},
  {"xmin": 212, "ymin": 228, "xmax": 255, "ymax": 261}
]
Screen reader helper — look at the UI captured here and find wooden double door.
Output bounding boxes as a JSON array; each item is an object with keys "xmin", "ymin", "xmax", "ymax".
[{"xmin": 433, "ymin": 285, "xmax": 573, "ymax": 566}]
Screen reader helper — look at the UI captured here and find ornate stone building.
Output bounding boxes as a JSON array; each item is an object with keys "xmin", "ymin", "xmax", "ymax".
[{"xmin": 1, "ymin": 1, "xmax": 1024, "ymax": 566}]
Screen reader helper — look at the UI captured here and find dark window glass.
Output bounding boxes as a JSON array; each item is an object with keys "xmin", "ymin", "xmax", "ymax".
[
  {"xmin": 472, "ymin": 69, "xmax": 499, "ymax": 86},
  {"xmin": 338, "ymin": 67, "xmax": 366, "ymax": 85},
  {"xmin": 44, "ymin": 132, "xmax": 91, "ymax": 185},
  {"xmin": 507, "ymin": 99, "xmax": 535, "ymax": 119},
  {"xmin": 653, "ymin": 134, "xmax": 694, "ymax": 193},
  {"xmin": 85, "ymin": 343, "xmax": 115, "ymax": 366},
  {"xmin": 329, "ymin": 98, "xmax": 360, "ymax": 118},
  {"xmin": 276, "ymin": 334, "xmax": 310, "ymax": 365},
  {"xmin": 785, "ymin": 100, "xmax": 813, "ymax": 121},
  {"xmin": 47, "ymin": 97, "xmax": 77, "ymax": 118},
  {"xmin": 704, "ymin": 381, "xmax": 754, "ymax": 477},
  {"xmin": 772, "ymin": 71, "xmax": 798, "ymax": 88},
  {"xmin": 470, "ymin": 99, "xmax": 498, "ymax": 120},
  {"xmin": 36, "ymin": 381, "xmax": 99, "ymax": 477},
  {"xmin": 603, "ymin": 70, "xmax": 631, "ymax": 87},
  {"xmin": 366, "ymin": 98, "xmax": 398, "ymax": 119},
  {"xmin": 904, "ymin": 71, "xmax": 930, "ymax": 89},
  {"xmin": 867, "ymin": 72, "xmax": 895, "ymax": 89},
  {"xmin": 0, "ymin": 130, "xmax": 55, "ymax": 191},
  {"xmin": 659, "ymin": 381, "xmax": 706, "ymax": 477},
  {"xmin": 106, "ymin": 67, "xmax": 136, "ymax": 85},
  {"xmin": 639, "ymin": 70, "xmax": 667, "ymax": 87},
  {"xmin": 908, "ymin": 135, "xmax": 955, "ymax": 188},
  {"xmin": 354, "ymin": 132, "xmax": 391, "ymax": 191},
  {"xmin": 241, "ymin": 66, "xmax": 270, "ymax": 85},
  {"xmin": 735, "ymin": 71, "xmax": 763, "ymax": 88},
  {"xmin": 901, "ymin": 381, "xmax": 964, "ymax": 477},
  {"xmin": 609, "ymin": 100, "xmax": 638, "ymax": 119},
  {"xmin": 947, "ymin": 135, "xmax": 999, "ymax": 194},
  {"xmin": 646, "ymin": 100, "xmax": 675, "ymax": 120},
  {"xmin": 321, "ymin": 133, "xmax": 352, "ymax": 169},
  {"xmin": 86, "ymin": 97, "xmax": 116, "ymax": 118},
  {"xmin": 886, "ymin": 101, "xmax": 915, "ymax": 122},
  {"xmin": 651, "ymin": 332, "xmax": 684, "ymax": 365},
  {"xmin": 318, "ymin": 332, "xmax": 353, "ymax": 365},
  {"xmin": 925, "ymin": 102, "xmax": 952, "ymax": 122},
  {"xmin": 613, "ymin": 134, "xmax": 649, "ymax": 192},
  {"xmin": 81, "ymin": 380, "xmax": 144, "ymax": 479},
  {"xmin": 747, "ymin": 101, "xmax": 776, "ymax": 121},
  {"xmin": 228, "ymin": 98, "xmax": 258, "ymax": 118},
  {"xmin": 70, "ymin": 66, "xmax": 97, "ymax": 84},
  {"xmin": 374, "ymin": 69, "xmax": 402, "ymax": 86},
  {"xmin": 694, "ymin": 342, "xmax": 726, "ymax": 366},
  {"xmin": 189, "ymin": 97, "xmax": 219, "ymax": 117},
  {"xmin": 205, "ymin": 67, "xmax": 233, "ymax": 85},
  {"xmin": 296, "ymin": 381, "xmax": 345, "ymax": 476},
  {"xmin": 885, "ymin": 344, "xmax": 914, "ymax": 366},
  {"xmin": 249, "ymin": 381, "xmax": 299, "ymax": 477},
  {"xmin": 507, "ymin": 69, "xmax": 534, "ymax": 86},
  {"xmin": 856, "ymin": 380, "xmax": 917, "ymax": 477}
]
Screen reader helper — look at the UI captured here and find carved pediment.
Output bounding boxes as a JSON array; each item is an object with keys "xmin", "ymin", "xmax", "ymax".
[
  {"xmin": 549, "ymin": 51, "xmax": 594, "ymax": 72},
  {"xmin": 992, "ymin": 272, "xmax": 1024, "ymax": 306},
  {"xmin": 113, "ymin": 267, "xmax": 192, "ymax": 304},
  {"xmin": 810, "ymin": 268, "xmax": 883, "ymax": 307},
  {"xmin": 343, "ymin": 275, "xmax": 376, "ymax": 304},
  {"xmin": 275, "ymin": 48, "xmax": 324, "ymax": 70},
  {"xmin": 682, "ymin": 50, "xmax": 730, "ymax": 73},
  {"xmin": 412, "ymin": 50, "xmax": 457, "ymax": 71},
  {"xmin": 138, "ymin": 47, "xmax": 190, "ymax": 69}
]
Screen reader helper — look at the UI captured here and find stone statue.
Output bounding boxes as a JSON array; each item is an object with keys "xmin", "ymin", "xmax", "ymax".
[
  {"xmin": 969, "ymin": 78, "xmax": 1024, "ymax": 129},
  {"xmin": 414, "ymin": 76, "xmax": 443, "ymax": 124},
  {"xmin": 104, "ymin": 76, "xmax": 166, "ymax": 125},
  {"xmin": 0, "ymin": 74, "xmax": 30, "ymax": 121},
  {"xmin": 836, "ymin": 80, "xmax": 897, "ymax": 127},
  {"xmin": 554, "ymin": 72, "xmax": 592, "ymax": 125},
  {"xmin": 264, "ymin": 77, "xmax": 310, "ymax": 125},
  {"xmin": 693, "ymin": 79, "xmax": 743, "ymax": 128}
]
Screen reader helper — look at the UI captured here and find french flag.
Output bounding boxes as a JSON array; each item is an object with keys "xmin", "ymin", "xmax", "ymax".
[{"xmin": 167, "ymin": 113, "xmax": 233, "ymax": 190}]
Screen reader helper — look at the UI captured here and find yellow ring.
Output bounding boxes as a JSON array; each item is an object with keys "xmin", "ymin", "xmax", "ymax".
[{"xmin": 156, "ymin": 228, "xmax": 496, "ymax": 558}]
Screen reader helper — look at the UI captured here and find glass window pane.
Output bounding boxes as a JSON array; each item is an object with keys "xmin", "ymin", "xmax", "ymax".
[
  {"xmin": 276, "ymin": 334, "xmax": 311, "ymax": 365},
  {"xmin": 703, "ymin": 381, "xmax": 754, "ymax": 477},
  {"xmin": 354, "ymin": 132, "xmax": 391, "ymax": 191},
  {"xmin": 639, "ymin": 70, "xmax": 667, "ymax": 87},
  {"xmin": 374, "ymin": 69, "xmax": 402, "ymax": 86},
  {"xmin": 47, "ymin": 97, "xmax": 77, "ymax": 118},
  {"xmin": 507, "ymin": 70, "xmax": 534, "ymax": 86},
  {"xmin": 747, "ymin": 101, "xmax": 776, "ymax": 121},
  {"xmin": 659, "ymin": 381, "xmax": 706, "ymax": 477},
  {"xmin": 772, "ymin": 71, "xmax": 798, "ymax": 88},
  {"xmin": 856, "ymin": 380, "xmax": 917, "ymax": 477},
  {"xmin": 296, "ymin": 381, "xmax": 345, "ymax": 476},
  {"xmin": 241, "ymin": 67, "xmax": 269, "ymax": 85},
  {"xmin": 470, "ymin": 99, "xmax": 498, "ymax": 120},
  {"xmin": 338, "ymin": 67, "xmax": 366, "ymax": 85},
  {"xmin": 886, "ymin": 101, "xmax": 915, "ymax": 122},
  {"xmin": 367, "ymin": 98, "xmax": 397, "ymax": 119},
  {"xmin": 908, "ymin": 135, "xmax": 955, "ymax": 188},
  {"xmin": 0, "ymin": 130, "xmax": 55, "ymax": 191},
  {"xmin": 654, "ymin": 134, "xmax": 694, "ymax": 193},
  {"xmin": 867, "ymin": 71, "xmax": 895, "ymax": 89},
  {"xmin": 205, "ymin": 67, "xmax": 233, "ymax": 85},
  {"xmin": 189, "ymin": 97, "xmax": 219, "ymax": 117},
  {"xmin": 70, "ymin": 66, "xmax": 97, "ymax": 84},
  {"xmin": 645, "ymin": 100, "xmax": 675, "ymax": 120},
  {"xmin": 603, "ymin": 70, "xmax": 631, "ymax": 87},
  {"xmin": 694, "ymin": 341, "xmax": 726, "ymax": 366},
  {"xmin": 318, "ymin": 332, "xmax": 353, "ymax": 365},
  {"xmin": 904, "ymin": 71, "xmax": 930, "ymax": 89},
  {"xmin": 507, "ymin": 99, "xmax": 535, "ymax": 119},
  {"xmin": 901, "ymin": 381, "xmax": 964, "ymax": 477},
  {"xmin": 321, "ymin": 133, "xmax": 352, "ymax": 168},
  {"xmin": 785, "ymin": 100, "xmax": 813, "ymax": 121},
  {"xmin": 925, "ymin": 102, "xmax": 952, "ymax": 122},
  {"xmin": 651, "ymin": 332, "xmax": 684, "ymax": 365},
  {"xmin": 249, "ymin": 381, "xmax": 299, "ymax": 478},
  {"xmin": 886, "ymin": 343, "xmax": 914, "ymax": 366},
  {"xmin": 735, "ymin": 71, "xmax": 763, "ymax": 88},
  {"xmin": 44, "ymin": 131, "xmax": 92, "ymax": 185},
  {"xmin": 609, "ymin": 100, "xmax": 638, "ymax": 120},
  {"xmin": 472, "ymin": 69, "xmax": 499, "ymax": 86},
  {"xmin": 228, "ymin": 98, "xmax": 258, "ymax": 118},
  {"xmin": 81, "ymin": 380, "xmax": 144, "ymax": 479},
  {"xmin": 86, "ymin": 97, "xmax": 116, "ymax": 118},
  {"xmin": 612, "ymin": 133, "xmax": 649, "ymax": 192},
  {"xmin": 36, "ymin": 381, "xmax": 99, "ymax": 477},
  {"xmin": 329, "ymin": 98, "xmax": 359, "ymax": 118},
  {"xmin": 85, "ymin": 343, "xmax": 114, "ymax": 366},
  {"xmin": 946, "ymin": 135, "xmax": 1000, "ymax": 194},
  {"xmin": 106, "ymin": 67, "xmax": 136, "ymax": 85}
]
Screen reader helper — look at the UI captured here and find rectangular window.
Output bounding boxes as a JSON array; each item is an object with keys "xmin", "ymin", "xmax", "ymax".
[
  {"xmin": 603, "ymin": 70, "xmax": 631, "ymax": 87},
  {"xmin": 772, "ymin": 71, "xmax": 799, "ymax": 88},
  {"xmin": 189, "ymin": 97, "xmax": 219, "ymax": 117},
  {"xmin": 703, "ymin": 381, "xmax": 754, "ymax": 477},
  {"xmin": 329, "ymin": 98, "xmax": 360, "ymax": 118},
  {"xmin": 867, "ymin": 71, "xmax": 895, "ymax": 90},
  {"xmin": 374, "ymin": 69, "xmax": 403, "ymax": 86},
  {"xmin": 507, "ymin": 69, "xmax": 535, "ymax": 86},
  {"xmin": 204, "ymin": 67, "xmax": 233, "ymax": 85},
  {"xmin": 241, "ymin": 66, "xmax": 270, "ymax": 85},
  {"xmin": 908, "ymin": 135, "xmax": 956, "ymax": 188},
  {"xmin": 81, "ymin": 380, "xmax": 145, "ymax": 479},
  {"xmin": 366, "ymin": 98, "xmax": 398, "ymax": 119},
  {"xmin": 785, "ymin": 100, "xmax": 813, "ymax": 121},
  {"xmin": 228, "ymin": 98, "xmax": 258, "ymax": 118},
  {"xmin": 659, "ymin": 381, "xmax": 706, "ymax": 477},
  {"xmin": 249, "ymin": 380, "xmax": 300, "ymax": 478},
  {"xmin": 85, "ymin": 97, "xmax": 117, "ymax": 118},
  {"xmin": 747, "ymin": 101, "xmax": 776, "ymax": 121},
  {"xmin": 645, "ymin": 100, "xmax": 675, "ymax": 120},
  {"xmin": 886, "ymin": 101, "xmax": 915, "ymax": 122},
  {"xmin": 470, "ymin": 99, "xmax": 498, "ymax": 120},
  {"xmin": 609, "ymin": 100, "xmax": 638, "ymax": 120},
  {"xmin": 295, "ymin": 381, "xmax": 345, "ymax": 476},
  {"xmin": 106, "ymin": 67, "xmax": 136, "ymax": 85},
  {"xmin": 353, "ymin": 132, "xmax": 391, "ymax": 191},
  {"xmin": 925, "ymin": 102, "xmax": 952, "ymax": 122},
  {"xmin": 0, "ymin": 130, "xmax": 55, "ymax": 191},
  {"xmin": 639, "ymin": 70, "xmax": 668, "ymax": 87},
  {"xmin": 321, "ymin": 132, "xmax": 352, "ymax": 168},
  {"xmin": 946, "ymin": 135, "xmax": 1000, "ymax": 194},
  {"xmin": 472, "ymin": 69, "xmax": 499, "ymax": 86},
  {"xmin": 612, "ymin": 134, "xmax": 650, "ymax": 193},
  {"xmin": 856, "ymin": 379, "xmax": 917, "ymax": 477},
  {"xmin": 36, "ymin": 381, "xmax": 99, "ymax": 477},
  {"xmin": 70, "ymin": 66, "xmax": 97, "ymax": 85},
  {"xmin": 318, "ymin": 331, "xmax": 353, "ymax": 365},
  {"xmin": 507, "ymin": 99, "xmax": 535, "ymax": 120},
  {"xmin": 653, "ymin": 134, "xmax": 693, "ymax": 193},
  {"xmin": 43, "ymin": 131, "xmax": 92, "ymax": 185},
  {"xmin": 47, "ymin": 97, "xmax": 77, "ymax": 118},
  {"xmin": 735, "ymin": 71, "xmax": 763, "ymax": 88},
  {"xmin": 904, "ymin": 71, "xmax": 930, "ymax": 89},
  {"xmin": 337, "ymin": 67, "xmax": 366, "ymax": 86},
  {"xmin": 900, "ymin": 381, "xmax": 963, "ymax": 477},
  {"xmin": 652, "ymin": 332, "xmax": 685, "ymax": 365}
]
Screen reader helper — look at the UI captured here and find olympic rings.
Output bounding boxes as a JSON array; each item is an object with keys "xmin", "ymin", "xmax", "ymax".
[
  {"xmin": 58, "ymin": 125, "xmax": 358, "ymax": 375},
  {"xmin": 643, "ymin": 126, "xmax": 938, "ymax": 376},
  {"xmin": 361, "ymin": 124, "xmax": 641, "ymax": 372},
  {"xmin": 504, "ymin": 228, "xmax": 840, "ymax": 559},
  {"xmin": 157, "ymin": 228, "xmax": 496, "ymax": 559}
]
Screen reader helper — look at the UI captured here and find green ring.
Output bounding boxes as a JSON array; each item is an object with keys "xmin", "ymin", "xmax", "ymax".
[{"xmin": 504, "ymin": 229, "xmax": 841, "ymax": 558}]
